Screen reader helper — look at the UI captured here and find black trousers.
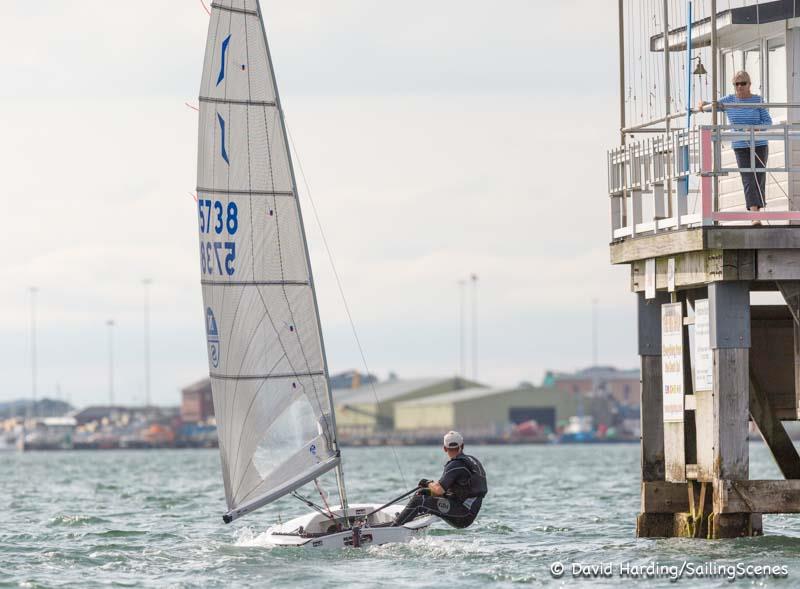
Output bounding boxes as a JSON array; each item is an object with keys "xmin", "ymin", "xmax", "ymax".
[
  {"xmin": 394, "ymin": 494, "xmax": 479, "ymax": 529},
  {"xmin": 733, "ymin": 145, "xmax": 768, "ymax": 209}
]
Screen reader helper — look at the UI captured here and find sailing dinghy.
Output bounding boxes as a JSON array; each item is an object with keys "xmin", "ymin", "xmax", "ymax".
[{"xmin": 195, "ymin": 0, "xmax": 433, "ymax": 548}]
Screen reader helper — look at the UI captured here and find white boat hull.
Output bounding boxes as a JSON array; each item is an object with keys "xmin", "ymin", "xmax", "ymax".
[{"xmin": 260, "ymin": 503, "xmax": 434, "ymax": 549}]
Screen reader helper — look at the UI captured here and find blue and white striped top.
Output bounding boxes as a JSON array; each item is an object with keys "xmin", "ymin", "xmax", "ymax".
[{"xmin": 719, "ymin": 94, "xmax": 772, "ymax": 148}]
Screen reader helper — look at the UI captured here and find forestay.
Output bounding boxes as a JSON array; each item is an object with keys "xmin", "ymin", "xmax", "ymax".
[{"xmin": 196, "ymin": 0, "xmax": 339, "ymax": 522}]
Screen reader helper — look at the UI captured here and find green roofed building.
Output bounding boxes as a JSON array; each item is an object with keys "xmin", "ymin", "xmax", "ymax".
[
  {"xmin": 394, "ymin": 385, "xmax": 616, "ymax": 438},
  {"xmin": 333, "ymin": 376, "xmax": 481, "ymax": 437}
]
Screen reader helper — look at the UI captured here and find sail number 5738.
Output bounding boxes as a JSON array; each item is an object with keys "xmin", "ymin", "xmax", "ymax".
[{"xmin": 198, "ymin": 199, "xmax": 239, "ymax": 276}]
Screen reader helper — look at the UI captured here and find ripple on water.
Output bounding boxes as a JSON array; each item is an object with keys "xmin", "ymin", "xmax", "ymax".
[
  {"xmin": 48, "ymin": 514, "xmax": 109, "ymax": 527},
  {"xmin": 4, "ymin": 445, "xmax": 800, "ymax": 588}
]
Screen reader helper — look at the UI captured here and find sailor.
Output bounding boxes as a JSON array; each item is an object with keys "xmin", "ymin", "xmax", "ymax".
[{"xmin": 393, "ymin": 430, "xmax": 487, "ymax": 528}]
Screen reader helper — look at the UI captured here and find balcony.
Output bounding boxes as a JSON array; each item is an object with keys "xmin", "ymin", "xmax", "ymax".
[{"xmin": 608, "ymin": 120, "xmax": 800, "ymax": 241}]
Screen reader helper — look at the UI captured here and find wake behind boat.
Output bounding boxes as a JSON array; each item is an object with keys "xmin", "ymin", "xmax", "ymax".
[{"xmin": 195, "ymin": 0, "xmax": 432, "ymax": 548}]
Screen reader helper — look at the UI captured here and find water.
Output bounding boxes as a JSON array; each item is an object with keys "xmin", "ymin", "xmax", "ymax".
[{"xmin": 1, "ymin": 444, "xmax": 799, "ymax": 587}]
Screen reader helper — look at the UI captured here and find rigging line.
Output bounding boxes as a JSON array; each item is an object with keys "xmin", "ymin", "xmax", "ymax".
[
  {"xmin": 626, "ymin": 0, "xmax": 633, "ymax": 125},
  {"xmin": 199, "ymin": 0, "xmax": 211, "ymax": 16},
  {"xmin": 185, "ymin": 102, "xmax": 200, "ymax": 112},
  {"xmin": 313, "ymin": 478, "xmax": 336, "ymax": 519},
  {"xmin": 291, "ymin": 491, "xmax": 335, "ymax": 521},
  {"xmin": 638, "ymin": 0, "xmax": 646, "ymax": 121},
  {"xmin": 285, "ymin": 126, "xmax": 409, "ymax": 488},
  {"xmin": 643, "ymin": 3, "xmax": 658, "ymax": 120}
]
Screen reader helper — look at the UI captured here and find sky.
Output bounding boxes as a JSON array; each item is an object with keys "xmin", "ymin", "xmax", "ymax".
[{"xmin": 0, "ymin": 0, "xmax": 633, "ymax": 408}]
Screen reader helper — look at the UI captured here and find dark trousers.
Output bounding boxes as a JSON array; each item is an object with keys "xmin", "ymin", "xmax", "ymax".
[
  {"xmin": 733, "ymin": 145, "xmax": 768, "ymax": 209},
  {"xmin": 394, "ymin": 494, "xmax": 479, "ymax": 529}
]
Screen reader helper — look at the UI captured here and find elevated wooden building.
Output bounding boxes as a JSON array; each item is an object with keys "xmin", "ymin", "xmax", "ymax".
[{"xmin": 613, "ymin": 0, "xmax": 800, "ymax": 538}]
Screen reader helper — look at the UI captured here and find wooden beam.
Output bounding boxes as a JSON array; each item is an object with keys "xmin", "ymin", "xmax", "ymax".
[
  {"xmin": 713, "ymin": 348, "xmax": 750, "ymax": 480},
  {"xmin": 709, "ymin": 513, "xmax": 763, "ymax": 538},
  {"xmin": 715, "ymin": 480, "xmax": 800, "ymax": 513},
  {"xmin": 641, "ymin": 355, "xmax": 665, "ymax": 481},
  {"xmin": 758, "ymin": 252, "xmax": 800, "ymax": 281},
  {"xmin": 641, "ymin": 481, "xmax": 697, "ymax": 513},
  {"xmin": 705, "ymin": 227, "xmax": 800, "ymax": 250},
  {"xmin": 611, "ymin": 228, "xmax": 705, "ymax": 265},
  {"xmin": 613, "ymin": 228, "xmax": 800, "ymax": 267},
  {"xmin": 694, "ymin": 390, "xmax": 714, "ymax": 481},
  {"xmin": 748, "ymin": 371, "xmax": 800, "ymax": 479},
  {"xmin": 631, "ymin": 251, "xmax": 724, "ymax": 292}
]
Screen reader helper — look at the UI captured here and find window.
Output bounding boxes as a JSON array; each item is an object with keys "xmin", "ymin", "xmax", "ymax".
[
  {"xmin": 768, "ymin": 38, "xmax": 787, "ymax": 121},
  {"xmin": 744, "ymin": 47, "xmax": 762, "ymax": 94}
]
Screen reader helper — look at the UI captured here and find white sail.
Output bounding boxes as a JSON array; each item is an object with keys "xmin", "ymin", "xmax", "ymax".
[{"xmin": 196, "ymin": 0, "xmax": 340, "ymax": 522}]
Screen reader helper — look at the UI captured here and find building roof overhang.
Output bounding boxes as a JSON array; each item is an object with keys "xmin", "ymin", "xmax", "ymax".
[{"xmin": 650, "ymin": 0, "xmax": 795, "ymax": 52}]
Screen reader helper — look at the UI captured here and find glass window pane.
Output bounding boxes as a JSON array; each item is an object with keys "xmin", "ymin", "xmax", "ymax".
[
  {"xmin": 723, "ymin": 51, "xmax": 735, "ymax": 96},
  {"xmin": 744, "ymin": 48, "xmax": 761, "ymax": 95},
  {"xmin": 768, "ymin": 40, "xmax": 787, "ymax": 121}
]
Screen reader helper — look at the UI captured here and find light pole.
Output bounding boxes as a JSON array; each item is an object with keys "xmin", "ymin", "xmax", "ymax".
[
  {"xmin": 592, "ymin": 298, "xmax": 599, "ymax": 368},
  {"xmin": 470, "ymin": 274, "xmax": 478, "ymax": 381},
  {"xmin": 107, "ymin": 320, "xmax": 115, "ymax": 406},
  {"xmin": 29, "ymin": 287, "xmax": 38, "ymax": 419},
  {"xmin": 458, "ymin": 279, "xmax": 466, "ymax": 378},
  {"xmin": 142, "ymin": 278, "xmax": 152, "ymax": 407}
]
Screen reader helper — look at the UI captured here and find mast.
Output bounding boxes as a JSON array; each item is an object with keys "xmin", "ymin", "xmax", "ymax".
[{"xmin": 254, "ymin": 1, "xmax": 350, "ymax": 518}]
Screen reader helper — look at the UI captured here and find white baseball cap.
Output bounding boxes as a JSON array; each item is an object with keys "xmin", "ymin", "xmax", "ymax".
[{"xmin": 443, "ymin": 430, "xmax": 464, "ymax": 448}]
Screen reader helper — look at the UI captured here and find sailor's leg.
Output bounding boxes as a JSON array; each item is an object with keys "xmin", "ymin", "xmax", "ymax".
[
  {"xmin": 393, "ymin": 494, "xmax": 455, "ymax": 526},
  {"xmin": 431, "ymin": 498, "xmax": 476, "ymax": 529},
  {"xmin": 393, "ymin": 495, "xmax": 426, "ymax": 526}
]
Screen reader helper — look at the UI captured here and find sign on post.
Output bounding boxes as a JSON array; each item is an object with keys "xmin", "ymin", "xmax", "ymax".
[
  {"xmin": 662, "ymin": 302, "xmax": 684, "ymax": 422},
  {"xmin": 694, "ymin": 299, "xmax": 712, "ymax": 392}
]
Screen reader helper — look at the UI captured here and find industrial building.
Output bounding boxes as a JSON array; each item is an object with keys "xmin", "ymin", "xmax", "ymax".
[
  {"xmin": 333, "ymin": 376, "xmax": 480, "ymax": 437},
  {"xmin": 543, "ymin": 366, "xmax": 640, "ymax": 407},
  {"xmin": 394, "ymin": 385, "xmax": 616, "ymax": 438},
  {"xmin": 181, "ymin": 378, "xmax": 214, "ymax": 423}
]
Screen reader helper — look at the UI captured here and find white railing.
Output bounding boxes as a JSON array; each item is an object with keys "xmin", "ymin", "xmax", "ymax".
[{"xmin": 607, "ymin": 123, "xmax": 800, "ymax": 239}]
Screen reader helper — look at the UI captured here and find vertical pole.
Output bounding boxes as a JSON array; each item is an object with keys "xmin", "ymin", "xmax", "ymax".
[
  {"xmin": 711, "ymin": 0, "xmax": 719, "ymax": 213},
  {"xmin": 677, "ymin": 1, "xmax": 693, "ymax": 226},
  {"xmin": 592, "ymin": 298, "xmax": 599, "ymax": 368},
  {"xmin": 471, "ymin": 274, "xmax": 478, "ymax": 381},
  {"xmin": 29, "ymin": 287, "xmax": 38, "ymax": 429},
  {"xmin": 618, "ymin": 0, "xmax": 628, "ymax": 229},
  {"xmin": 638, "ymin": 292, "xmax": 669, "ymax": 482},
  {"xmin": 618, "ymin": 0, "xmax": 626, "ymax": 144},
  {"xmin": 709, "ymin": 282, "xmax": 750, "ymax": 482},
  {"xmin": 143, "ymin": 278, "xmax": 152, "ymax": 407},
  {"xmin": 458, "ymin": 279, "xmax": 466, "ymax": 378},
  {"xmin": 663, "ymin": 0, "xmax": 673, "ymax": 217},
  {"xmin": 701, "ymin": 128, "xmax": 714, "ymax": 224},
  {"xmin": 107, "ymin": 320, "xmax": 115, "ymax": 406}
]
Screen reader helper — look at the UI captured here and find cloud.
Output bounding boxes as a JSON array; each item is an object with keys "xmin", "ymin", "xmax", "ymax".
[{"xmin": 0, "ymin": 1, "xmax": 628, "ymax": 406}]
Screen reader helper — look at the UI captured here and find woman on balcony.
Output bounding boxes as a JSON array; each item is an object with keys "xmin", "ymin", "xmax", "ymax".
[{"xmin": 701, "ymin": 70, "xmax": 772, "ymax": 225}]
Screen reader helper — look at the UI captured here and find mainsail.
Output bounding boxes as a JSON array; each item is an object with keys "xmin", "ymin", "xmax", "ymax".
[{"xmin": 196, "ymin": 0, "xmax": 342, "ymax": 522}]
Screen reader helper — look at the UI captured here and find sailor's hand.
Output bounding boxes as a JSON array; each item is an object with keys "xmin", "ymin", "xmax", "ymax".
[
  {"xmin": 418, "ymin": 478, "xmax": 431, "ymax": 488},
  {"xmin": 416, "ymin": 488, "xmax": 431, "ymax": 496}
]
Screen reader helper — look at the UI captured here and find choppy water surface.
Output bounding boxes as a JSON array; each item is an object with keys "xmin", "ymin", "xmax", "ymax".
[{"xmin": 2, "ymin": 444, "xmax": 800, "ymax": 587}]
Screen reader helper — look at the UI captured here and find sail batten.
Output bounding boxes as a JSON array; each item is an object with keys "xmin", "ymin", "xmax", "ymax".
[{"xmin": 197, "ymin": 0, "xmax": 340, "ymax": 521}]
